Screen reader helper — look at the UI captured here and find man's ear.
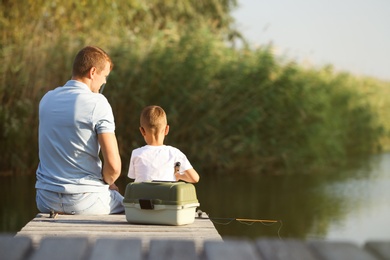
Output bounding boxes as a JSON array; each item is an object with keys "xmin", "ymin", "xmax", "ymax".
[
  {"xmin": 165, "ymin": 125, "xmax": 170, "ymax": 135},
  {"xmin": 89, "ymin": 67, "xmax": 97, "ymax": 79}
]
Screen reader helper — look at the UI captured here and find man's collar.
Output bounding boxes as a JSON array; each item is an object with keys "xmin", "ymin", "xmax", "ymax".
[{"xmin": 64, "ymin": 80, "xmax": 91, "ymax": 91}]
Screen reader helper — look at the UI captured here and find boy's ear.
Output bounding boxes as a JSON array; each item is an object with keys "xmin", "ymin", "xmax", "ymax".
[
  {"xmin": 165, "ymin": 125, "xmax": 169, "ymax": 135},
  {"xmin": 139, "ymin": 126, "xmax": 146, "ymax": 136}
]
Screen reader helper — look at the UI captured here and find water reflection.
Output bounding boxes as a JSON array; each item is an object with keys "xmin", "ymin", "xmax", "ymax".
[
  {"xmin": 324, "ymin": 153, "xmax": 390, "ymax": 244},
  {"xmin": 195, "ymin": 173, "xmax": 343, "ymax": 240},
  {"xmin": 0, "ymin": 174, "xmax": 38, "ymax": 233},
  {"xmin": 1, "ymin": 153, "xmax": 389, "ymax": 245},
  {"xmin": 192, "ymin": 153, "xmax": 390, "ymax": 243}
]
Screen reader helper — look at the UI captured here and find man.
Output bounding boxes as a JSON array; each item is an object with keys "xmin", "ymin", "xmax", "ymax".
[{"xmin": 35, "ymin": 46, "xmax": 124, "ymax": 214}]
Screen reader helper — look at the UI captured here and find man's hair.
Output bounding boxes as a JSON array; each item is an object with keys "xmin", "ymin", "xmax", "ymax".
[
  {"xmin": 72, "ymin": 46, "xmax": 113, "ymax": 78},
  {"xmin": 140, "ymin": 105, "xmax": 167, "ymax": 132}
]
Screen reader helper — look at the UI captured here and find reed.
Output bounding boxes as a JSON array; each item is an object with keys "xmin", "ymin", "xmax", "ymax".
[
  {"xmin": 108, "ymin": 31, "xmax": 384, "ymax": 174},
  {"xmin": 0, "ymin": 1, "xmax": 386, "ymax": 175}
]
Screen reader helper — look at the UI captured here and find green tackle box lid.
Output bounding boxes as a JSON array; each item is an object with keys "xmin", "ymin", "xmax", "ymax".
[{"xmin": 123, "ymin": 181, "xmax": 198, "ymax": 206}]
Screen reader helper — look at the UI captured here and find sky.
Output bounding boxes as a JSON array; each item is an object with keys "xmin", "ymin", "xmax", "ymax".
[{"xmin": 231, "ymin": 0, "xmax": 390, "ymax": 81}]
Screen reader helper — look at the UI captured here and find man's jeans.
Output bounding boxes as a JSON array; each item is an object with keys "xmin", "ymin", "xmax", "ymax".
[{"xmin": 36, "ymin": 188, "xmax": 124, "ymax": 214}]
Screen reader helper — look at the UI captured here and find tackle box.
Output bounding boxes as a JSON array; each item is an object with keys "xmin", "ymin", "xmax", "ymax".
[{"xmin": 123, "ymin": 181, "xmax": 200, "ymax": 226}]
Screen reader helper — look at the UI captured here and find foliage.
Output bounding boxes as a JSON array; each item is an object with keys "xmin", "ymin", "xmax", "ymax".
[
  {"xmin": 0, "ymin": 0, "xmax": 237, "ymax": 173},
  {"xmin": 108, "ymin": 29, "xmax": 384, "ymax": 174},
  {"xmin": 0, "ymin": 0, "xmax": 386, "ymax": 175}
]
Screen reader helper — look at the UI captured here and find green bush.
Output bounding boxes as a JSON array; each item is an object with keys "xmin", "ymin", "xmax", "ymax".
[
  {"xmin": 107, "ymin": 29, "xmax": 383, "ymax": 175},
  {"xmin": 0, "ymin": 1, "xmax": 385, "ymax": 175}
]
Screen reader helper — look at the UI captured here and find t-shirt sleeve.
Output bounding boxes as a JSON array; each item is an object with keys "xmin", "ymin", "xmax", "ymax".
[
  {"xmin": 128, "ymin": 151, "xmax": 136, "ymax": 179},
  {"xmin": 93, "ymin": 95, "xmax": 115, "ymax": 134}
]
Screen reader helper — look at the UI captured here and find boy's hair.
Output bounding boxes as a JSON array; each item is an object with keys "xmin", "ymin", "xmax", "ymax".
[
  {"xmin": 140, "ymin": 105, "xmax": 167, "ymax": 132},
  {"xmin": 72, "ymin": 46, "xmax": 113, "ymax": 78}
]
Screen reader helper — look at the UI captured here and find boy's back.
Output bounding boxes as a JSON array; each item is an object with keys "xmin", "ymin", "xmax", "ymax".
[{"xmin": 128, "ymin": 144, "xmax": 193, "ymax": 182}]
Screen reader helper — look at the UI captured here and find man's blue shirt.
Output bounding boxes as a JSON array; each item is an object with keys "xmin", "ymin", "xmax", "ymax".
[{"xmin": 36, "ymin": 80, "xmax": 115, "ymax": 193}]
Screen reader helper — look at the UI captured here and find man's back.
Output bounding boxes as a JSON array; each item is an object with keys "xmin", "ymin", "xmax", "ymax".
[{"xmin": 36, "ymin": 80, "xmax": 114, "ymax": 194}]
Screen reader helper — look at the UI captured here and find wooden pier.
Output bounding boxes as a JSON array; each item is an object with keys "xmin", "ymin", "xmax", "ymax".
[
  {"xmin": 2, "ymin": 213, "xmax": 389, "ymax": 259},
  {"xmin": 15, "ymin": 213, "xmax": 221, "ymax": 251}
]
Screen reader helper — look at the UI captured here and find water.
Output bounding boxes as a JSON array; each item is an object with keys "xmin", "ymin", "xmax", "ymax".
[
  {"xmin": 324, "ymin": 153, "xmax": 390, "ymax": 244},
  {"xmin": 1, "ymin": 153, "xmax": 390, "ymax": 245}
]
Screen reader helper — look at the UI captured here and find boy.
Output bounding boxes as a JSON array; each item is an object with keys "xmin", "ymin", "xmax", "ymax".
[{"xmin": 128, "ymin": 105, "xmax": 200, "ymax": 183}]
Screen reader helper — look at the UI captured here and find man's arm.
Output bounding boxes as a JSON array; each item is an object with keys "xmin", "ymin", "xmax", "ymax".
[{"xmin": 98, "ymin": 133, "xmax": 121, "ymax": 185}]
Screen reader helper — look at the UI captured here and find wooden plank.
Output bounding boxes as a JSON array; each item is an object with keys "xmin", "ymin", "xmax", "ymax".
[
  {"xmin": 364, "ymin": 241, "xmax": 390, "ymax": 260},
  {"xmin": 256, "ymin": 238, "xmax": 318, "ymax": 260},
  {"xmin": 17, "ymin": 213, "xmax": 219, "ymax": 234},
  {"xmin": 16, "ymin": 213, "xmax": 222, "ymax": 251},
  {"xmin": 0, "ymin": 235, "xmax": 32, "ymax": 260},
  {"xmin": 29, "ymin": 237, "xmax": 89, "ymax": 260},
  {"xmin": 148, "ymin": 240, "xmax": 198, "ymax": 260},
  {"xmin": 203, "ymin": 239, "xmax": 261, "ymax": 260},
  {"xmin": 309, "ymin": 241, "xmax": 378, "ymax": 260},
  {"xmin": 88, "ymin": 238, "xmax": 142, "ymax": 260},
  {"xmin": 2, "ymin": 234, "xmax": 390, "ymax": 260},
  {"xmin": 14, "ymin": 213, "xmax": 388, "ymax": 260}
]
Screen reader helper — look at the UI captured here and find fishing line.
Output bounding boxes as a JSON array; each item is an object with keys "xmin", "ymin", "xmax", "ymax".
[
  {"xmin": 197, "ymin": 210, "xmax": 283, "ymax": 239},
  {"xmin": 206, "ymin": 217, "xmax": 235, "ymax": 225}
]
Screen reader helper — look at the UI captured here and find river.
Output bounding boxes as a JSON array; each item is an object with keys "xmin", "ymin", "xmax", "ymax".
[{"xmin": 1, "ymin": 152, "xmax": 389, "ymax": 244}]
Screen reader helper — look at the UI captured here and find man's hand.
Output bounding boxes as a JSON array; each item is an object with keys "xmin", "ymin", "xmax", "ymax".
[{"xmin": 109, "ymin": 183, "xmax": 119, "ymax": 192}]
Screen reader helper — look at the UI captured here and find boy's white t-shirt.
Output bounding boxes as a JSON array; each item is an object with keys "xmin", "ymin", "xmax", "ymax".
[{"xmin": 127, "ymin": 145, "xmax": 193, "ymax": 182}]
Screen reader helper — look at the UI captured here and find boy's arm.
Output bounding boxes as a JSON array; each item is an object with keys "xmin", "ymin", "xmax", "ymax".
[{"xmin": 175, "ymin": 168, "xmax": 200, "ymax": 183}]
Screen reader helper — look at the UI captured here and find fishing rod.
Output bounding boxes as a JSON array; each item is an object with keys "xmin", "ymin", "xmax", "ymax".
[
  {"xmin": 196, "ymin": 209, "xmax": 283, "ymax": 238},
  {"xmin": 197, "ymin": 209, "xmax": 278, "ymax": 223}
]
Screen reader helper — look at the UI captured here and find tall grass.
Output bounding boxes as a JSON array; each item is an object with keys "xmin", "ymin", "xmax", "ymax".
[
  {"xmin": 107, "ymin": 28, "xmax": 384, "ymax": 174},
  {"xmin": 0, "ymin": 1, "xmax": 386, "ymax": 175}
]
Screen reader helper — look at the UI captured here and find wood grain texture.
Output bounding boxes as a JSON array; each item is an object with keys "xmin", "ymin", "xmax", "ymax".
[{"xmin": 8, "ymin": 214, "xmax": 390, "ymax": 260}]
